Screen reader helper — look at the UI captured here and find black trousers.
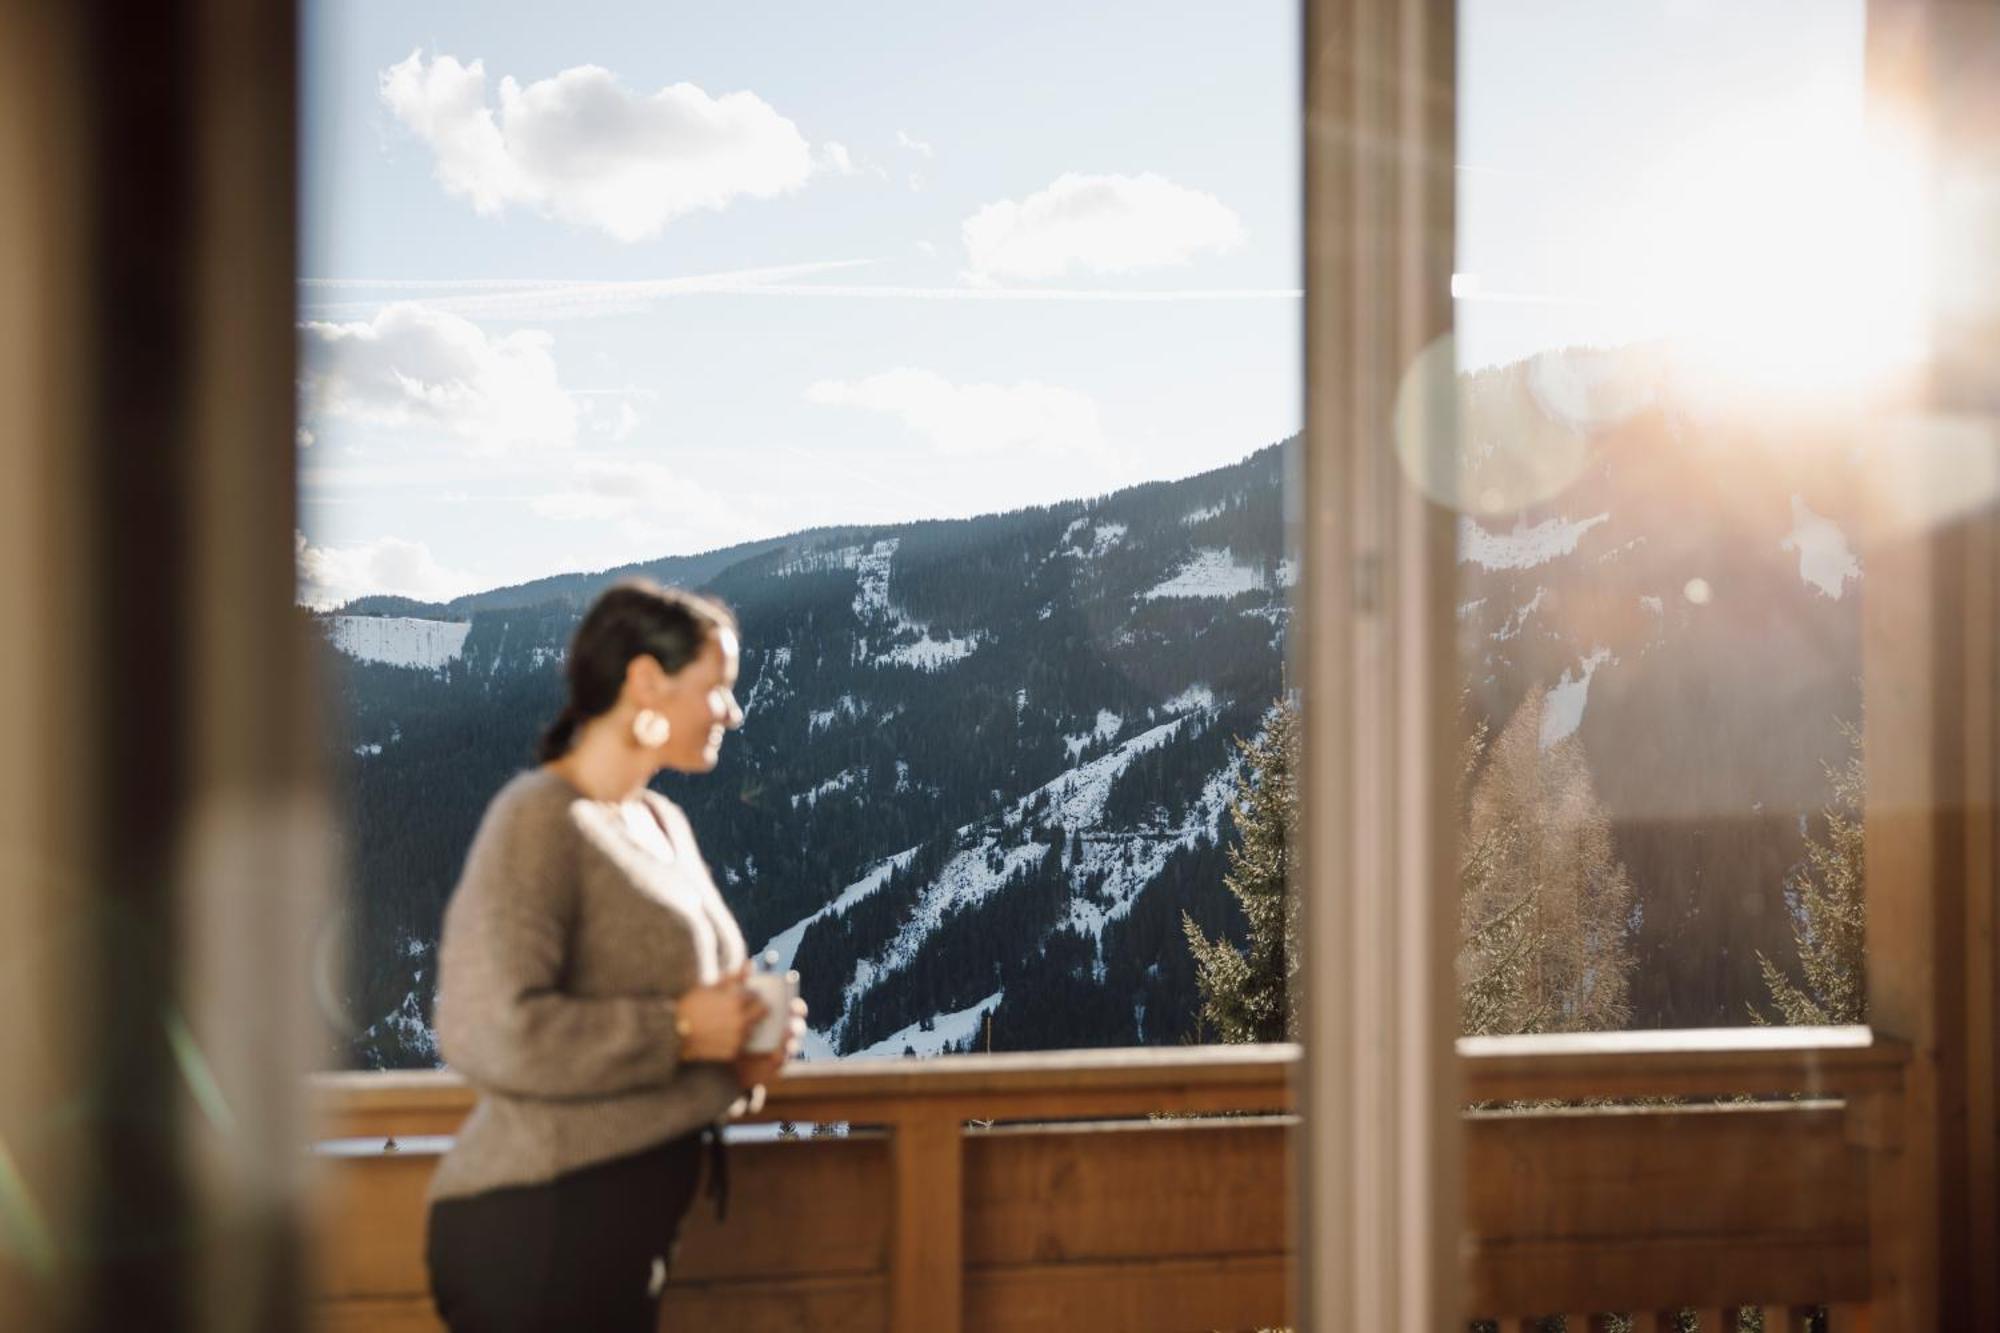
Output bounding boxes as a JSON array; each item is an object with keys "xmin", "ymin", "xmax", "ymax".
[{"xmin": 426, "ymin": 1133, "xmax": 706, "ymax": 1333}]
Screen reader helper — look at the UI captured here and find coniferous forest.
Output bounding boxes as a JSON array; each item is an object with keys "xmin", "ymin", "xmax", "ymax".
[{"xmin": 325, "ymin": 350, "xmax": 1871, "ymax": 1068}]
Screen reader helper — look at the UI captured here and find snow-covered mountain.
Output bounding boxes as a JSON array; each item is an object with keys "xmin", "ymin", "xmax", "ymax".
[
  {"xmin": 326, "ymin": 349, "xmax": 1868, "ymax": 1067},
  {"xmin": 328, "ymin": 443, "xmax": 1290, "ymax": 1065}
]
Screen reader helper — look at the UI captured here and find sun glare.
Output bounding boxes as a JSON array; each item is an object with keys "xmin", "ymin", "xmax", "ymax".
[{"xmin": 1641, "ymin": 108, "xmax": 1934, "ymax": 402}]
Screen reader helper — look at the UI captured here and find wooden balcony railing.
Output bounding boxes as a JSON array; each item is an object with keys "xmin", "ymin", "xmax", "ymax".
[{"xmin": 309, "ymin": 1028, "xmax": 1909, "ymax": 1333}]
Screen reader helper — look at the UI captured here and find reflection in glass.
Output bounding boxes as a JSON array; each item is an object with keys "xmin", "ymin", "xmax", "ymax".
[{"xmin": 1444, "ymin": 0, "xmax": 1918, "ymax": 1032}]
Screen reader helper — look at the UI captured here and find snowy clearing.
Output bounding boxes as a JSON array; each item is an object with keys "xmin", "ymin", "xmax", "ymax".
[
  {"xmin": 1459, "ymin": 514, "xmax": 1610, "ymax": 571},
  {"xmin": 1540, "ymin": 647, "xmax": 1614, "ymax": 748},
  {"xmin": 324, "ymin": 616, "xmax": 471, "ymax": 670},
  {"xmin": 1161, "ymin": 684, "xmax": 1216, "ymax": 715},
  {"xmin": 1141, "ymin": 548, "xmax": 1268, "ymax": 600},
  {"xmin": 775, "ymin": 544, "xmax": 865, "ymax": 578},
  {"xmin": 1063, "ymin": 520, "xmax": 1127, "ymax": 559},
  {"xmin": 878, "ymin": 632, "xmax": 982, "ymax": 669}
]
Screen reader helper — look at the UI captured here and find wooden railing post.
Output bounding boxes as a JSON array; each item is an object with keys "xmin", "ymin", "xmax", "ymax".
[
  {"xmin": 890, "ymin": 1109, "xmax": 963, "ymax": 1333},
  {"xmin": 1850, "ymin": 1087, "xmax": 1910, "ymax": 1333}
]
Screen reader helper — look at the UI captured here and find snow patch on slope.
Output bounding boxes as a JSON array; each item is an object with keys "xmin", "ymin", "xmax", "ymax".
[
  {"xmin": 762, "ymin": 848, "xmax": 922, "ymax": 973},
  {"xmin": 365, "ymin": 988, "xmax": 438, "ymax": 1065},
  {"xmin": 1065, "ymin": 709, "xmax": 1124, "ymax": 758},
  {"xmin": 828, "ymin": 713, "xmax": 1237, "ymax": 1046},
  {"xmin": 324, "ymin": 616, "xmax": 470, "ymax": 670},
  {"xmin": 1460, "ymin": 514, "xmax": 1610, "ymax": 571},
  {"xmin": 1161, "ymin": 684, "xmax": 1217, "ymax": 716},
  {"xmin": 1781, "ymin": 495, "xmax": 1861, "ymax": 599},
  {"xmin": 775, "ymin": 544, "xmax": 865, "ymax": 578},
  {"xmin": 792, "ymin": 767, "xmax": 864, "ymax": 810},
  {"xmin": 850, "ymin": 537, "xmax": 986, "ymax": 669},
  {"xmin": 1141, "ymin": 548, "xmax": 1268, "ymax": 600},
  {"xmin": 1061, "ymin": 760, "xmax": 1239, "ymax": 941},
  {"xmin": 854, "ymin": 991, "xmax": 1002, "ymax": 1058},
  {"xmin": 1540, "ymin": 647, "xmax": 1614, "ymax": 748},
  {"xmin": 1494, "ymin": 588, "xmax": 1547, "ymax": 642},
  {"xmin": 808, "ymin": 695, "xmax": 868, "ymax": 735},
  {"xmin": 1063, "ymin": 518, "xmax": 1127, "ymax": 558},
  {"xmin": 879, "ymin": 632, "xmax": 981, "ymax": 669},
  {"xmin": 743, "ymin": 645, "xmax": 791, "ymax": 719}
]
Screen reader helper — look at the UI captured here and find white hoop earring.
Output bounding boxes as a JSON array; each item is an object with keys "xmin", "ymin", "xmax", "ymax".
[{"xmin": 633, "ymin": 709, "xmax": 671, "ymax": 748}]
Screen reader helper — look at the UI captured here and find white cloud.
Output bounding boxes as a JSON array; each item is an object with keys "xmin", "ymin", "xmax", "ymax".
[
  {"xmin": 528, "ymin": 460, "xmax": 768, "ymax": 556},
  {"xmin": 380, "ymin": 51, "xmax": 816, "ymax": 242},
  {"xmin": 299, "ymin": 303, "xmax": 578, "ymax": 453},
  {"xmin": 816, "ymin": 141, "xmax": 856, "ymax": 175},
  {"xmin": 807, "ymin": 368, "xmax": 1106, "ymax": 460},
  {"xmin": 895, "ymin": 129, "xmax": 934, "ymax": 158},
  {"xmin": 962, "ymin": 171, "xmax": 1245, "ymax": 283},
  {"xmin": 295, "ymin": 531, "xmax": 484, "ymax": 608}
]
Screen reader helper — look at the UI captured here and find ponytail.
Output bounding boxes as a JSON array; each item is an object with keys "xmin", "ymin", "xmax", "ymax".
[{"xmin": 535, "ymin": 703, "xmax": 584, "ymax": 763}]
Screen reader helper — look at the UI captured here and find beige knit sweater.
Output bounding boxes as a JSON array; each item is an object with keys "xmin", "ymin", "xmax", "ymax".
[{"xmin": 426, "ymin": 767, "xmax": 749, "ymax": 1204}]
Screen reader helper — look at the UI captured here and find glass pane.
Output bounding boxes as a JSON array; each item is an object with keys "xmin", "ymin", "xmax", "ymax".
[
  {"xmin": 299, "ymin": 4, "xmax": 1301, "ymax": 1067},
  {"xmin": 1447, "ymin": 0, "xmax": 1893, "ymax": 1035}
]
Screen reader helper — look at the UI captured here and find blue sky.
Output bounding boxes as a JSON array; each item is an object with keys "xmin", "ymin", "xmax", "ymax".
[{"xmin": 298, "ymin": 0, "xmax": 1868, "ymax": 605}]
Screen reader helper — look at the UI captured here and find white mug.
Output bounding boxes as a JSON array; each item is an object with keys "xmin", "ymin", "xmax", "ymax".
[{"xmin": 743, "ymin": 969, "xmax": 799, "ymax": 1054}]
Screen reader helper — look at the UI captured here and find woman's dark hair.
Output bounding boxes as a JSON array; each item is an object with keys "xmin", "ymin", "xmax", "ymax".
[{"xmin": 536, "ymin": 579, "xmax": 737, "ymax": 763}]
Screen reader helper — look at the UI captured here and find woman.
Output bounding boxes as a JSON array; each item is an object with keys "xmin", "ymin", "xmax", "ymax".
[{"xmin": 425, "ymin": 580, "xmax": 804, "ymax": 1333}]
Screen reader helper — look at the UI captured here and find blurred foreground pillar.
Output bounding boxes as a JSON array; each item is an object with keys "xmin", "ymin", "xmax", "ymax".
[
  {"xmin": 0, "ymin": 2, "xmax": 331, "ymax": 1330},
  {"xmin": 1298, "ymin": 0, "xmax": 1460, "ymax": 1328}
]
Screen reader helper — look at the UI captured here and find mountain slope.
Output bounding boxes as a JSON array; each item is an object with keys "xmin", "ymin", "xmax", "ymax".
[
  {"xmin": 326, "ymin": 347, "xmax": 1871, "ymax": 1067},
  {"xmin": 328, "ymin": 443, "xmax": 1291, "ymax": 1065}
]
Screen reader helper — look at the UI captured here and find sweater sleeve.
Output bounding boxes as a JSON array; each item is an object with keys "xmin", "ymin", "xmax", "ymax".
[{"xmin": 434, "ymin": 784, "xmax": 688, "ymax": 1100}]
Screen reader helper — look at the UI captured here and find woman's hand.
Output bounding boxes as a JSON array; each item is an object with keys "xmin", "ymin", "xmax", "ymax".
[
  {"xmin": 734, "ymin": 997, "xmax": 808, "ymax": 1090},
  {"xmin": 675, "ymin": 963, "xmax": 765, "ymax": 1063}
]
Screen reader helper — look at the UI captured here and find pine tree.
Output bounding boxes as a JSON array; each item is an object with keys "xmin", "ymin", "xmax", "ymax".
[
  {"xmin": 1183, "ymin": 699, "xmax": 1299, "ymax": 1044},
  {"xmin": 1457, "ymin": 689, "xmax": 1635, "ymax": 1036},
  {"xmin": 1757, "ymin": 720, "xmax": 1866, "ymax": 1025}
]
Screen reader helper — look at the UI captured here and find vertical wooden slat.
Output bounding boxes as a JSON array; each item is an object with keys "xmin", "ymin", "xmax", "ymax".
[{"xmin": 890, "ymin": 1112, "xmax": 962, "ymax": 1333}]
